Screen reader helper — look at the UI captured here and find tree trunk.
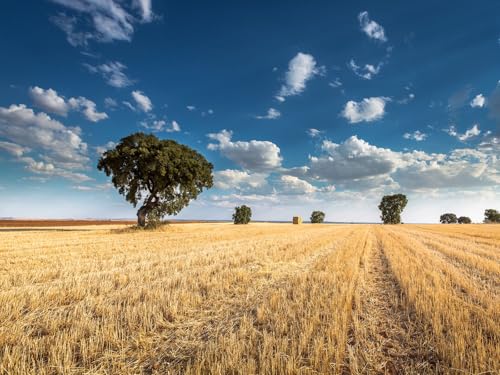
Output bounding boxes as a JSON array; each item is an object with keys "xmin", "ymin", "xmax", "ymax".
[{"xmin": 137, "ymin": 206, "xmax": 148, "ymax": 227}]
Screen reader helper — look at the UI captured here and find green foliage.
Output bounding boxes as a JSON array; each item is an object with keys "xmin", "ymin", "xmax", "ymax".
[
  {"xmin": 378, "ymin": 194, "xmax": 408, "ymax": 224},
  {"xmin": 440, "ymin": 213, "xmax": 458, "ymax": 224},
  {"xmin": 233, "ymin": 205, "xmax": 252, "ymax": 224},
  {"xmin": 310, "ymin": 211, "xmax": 325, "ymax": 223},
  {"xmin": 457, "ymin": 216, "xmax": 472, "ymax": 224},
  {"xmin": 97, "ymin": 132, "xmax": 213, "ymax": 227},
  {"xmin": 484, "ymin": 209, "xmax": 500, "ymax": 223}
]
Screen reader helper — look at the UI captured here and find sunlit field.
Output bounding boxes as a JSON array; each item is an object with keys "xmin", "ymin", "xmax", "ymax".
[{"xmin": 0, "ymin": 223, "xmax": 498, "ymax": 374}]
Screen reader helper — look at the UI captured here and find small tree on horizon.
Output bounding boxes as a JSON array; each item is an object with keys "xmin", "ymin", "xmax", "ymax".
[
  {"xmin": 98, "ymin": 132, "xmax": 213, "ymax": 227},
  {"xmin": 458, "ymin": 216, "xmax": 472, "ymax": 224},
  {"xmin": 378, "ymin": 194, "xmax": 408, "ymax": 224},
  {"xmin": 233, "ymin": 205, "xmax": 252, "ymax": 224},
  {"xmin": 310, "ymin": 211, "xmax": 325, "ymax": 223},
  {"xmin": 440, "ymin": 213, "xmax": 458, "ymax": 224},
  {"xmin": 484, "ymin": 209, "xmax": 500, "ymax": 223}
]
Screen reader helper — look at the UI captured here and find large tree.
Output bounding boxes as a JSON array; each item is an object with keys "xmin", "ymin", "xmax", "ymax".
[
  {"xmin": 98, "ymin": 132, "xmax": 213, "ymax": 227},
  {"xmin": 310, "ymin": 211, "xmax": 325, "ymax": 223},
  {"xmin": 440, "ymin": 213, "xmax": 458, "ymax": 224},
  {"xmin": 458, "ymin": 216, "xmax": 472, "ymax": 224},
  {"xmin": 233, "ymin": 205, "xmax": 252, "ymax": 224},
  {"xmin": 484, "ymin": 209, "xmax": 500, "ymax": 223},
  {"xmin": 378, "ymin": 194, "xmax": 408, "ymax": 224}
]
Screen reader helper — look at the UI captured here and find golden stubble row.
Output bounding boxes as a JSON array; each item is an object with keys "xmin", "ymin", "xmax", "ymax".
[{"xmin": 0, "ymin": 223, "xmax": 498, "ymax": 374}]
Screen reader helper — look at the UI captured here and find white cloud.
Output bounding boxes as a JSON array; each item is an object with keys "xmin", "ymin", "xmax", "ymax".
[
  {"xmin": 131, "ymin": 90, "xmax": 152, "ymax": 112},
  {"xmin": 0, "ymin": 104, "xmax": 90, "ymax": 181},
  {"xmin": 214, "ymin": 169, "xmax": 268, "ymax": 190},
  {"xmin": 470, "ymin": 94, "xmax": 486, "ymax": 108},
  {"xmin": 403, "ymin": 130, "xmax": 427, "ymax": 141},
  {"xmin": 168, "ymin": 120, "xmax": 181, "ymax": 132},
  {"xmin": 329, "ymin": 78, "xmax": 342, "ymax": 88},
  {"xmin": 296, "ymin": 135, "xmax": 499, "ymax": 191},
  {"xmin": 279, "ymin": 175, "xmax": 317, "ymax": 194},
  {"xmin": 133, "ymin": 0, "xmax": 153, "ymax": 22},
  {"xmin": 68, "ymin": 97, "xmax": 108, "ymax": 122},
  {"xmin": 29, "ymin": 86, "xmax": 107, "ymax": 122},
  {"xmin": 444, "ymin": 124, "xmax": 481, "ymax": 142},
  {"xmin": 140, "ymin": 119, "xmax": 181, "ymax": 133},
  {"xmin": 348, "ymin": 59, "xmax": 382, "ymax": 80},
  {"xmin": 277, "ymin": 52, "xmax": 323, "ymax": 100},
  {"xmin": 255, "ymin": 107, "xmax": 281, "ymax": 120},
  {"xmin": 50, "ymin": 0, "xmax": 155, "ymax": 46},
  {"xmin": 104, "ymin": 97, "xmax": 118, "ymax": 109},
  {"xmin": 122, "ymin": 101, "xmax": 136, "ymax": 111},
  {"xmin": 95, "ymin": 141, "xmax": 116, "ymax": 155},
  {"xmin": 358, "ymin": 11, "xmax": 387, "ymax": 42},
  {"xmin": 307, "ymin": 128, "xmax": 323, "ymax": 138},
  {"xmin": 207, "ymin": 130, "xmax": 282, "ymax": 171},
  {"xmin": 458, "ymin": 124, "xmax": 481, "ymax": 141},
  {"xmin": 29, "ymin": 86, "xmax": 69, "ymax": 116},
  {"xmin": 84, "ymin": 61, "xmax": 133, "ymax": 88},
  {"xmin": 186, "ymin": 105, "xmax": 196, "ymax": 111},
  {"xmin": 341, "ymin": 97, "xmax": 389, "ymax": 123},
  {"xmin": 0, "ymin": 141, "xmax": 30, "ymax": 157}
]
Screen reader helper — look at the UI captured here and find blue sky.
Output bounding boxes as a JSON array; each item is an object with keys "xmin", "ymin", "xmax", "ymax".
[{"xmin": 0, "ymin": 0, "xmax": 499, "ymax": 222}]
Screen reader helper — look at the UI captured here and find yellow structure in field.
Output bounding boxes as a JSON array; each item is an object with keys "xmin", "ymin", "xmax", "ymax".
[{"xmin": 293, "ymin": 216, "xmax": 302, "ymax": 224}]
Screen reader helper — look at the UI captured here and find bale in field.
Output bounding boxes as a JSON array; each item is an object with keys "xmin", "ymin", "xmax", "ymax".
[{"xmin": 293, "ymin": 216, "xmax": 302, "ymax": 224}]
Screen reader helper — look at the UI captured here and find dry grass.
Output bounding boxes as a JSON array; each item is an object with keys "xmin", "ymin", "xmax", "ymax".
[{"xmin": 0, "ymin": 223, "xmax": 498, "ymax": 374}]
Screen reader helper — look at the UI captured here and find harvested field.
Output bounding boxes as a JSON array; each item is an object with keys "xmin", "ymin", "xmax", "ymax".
[{"xmin": 0, "ymin": 223, "xmax": 498, "ymax": 374}]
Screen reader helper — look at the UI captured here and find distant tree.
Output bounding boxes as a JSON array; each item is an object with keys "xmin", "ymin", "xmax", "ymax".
[
  {"xmin": 310, "ymin": 211, "xmax": 325, "ymax": 223},
  {"xmin": 378, "ymin": 194, "xmax": 408, "ymax": 224},
  {"xmin": 233, "ymin": 205, "xmax": 252, "ymax": 224},
  {"xmin": 440, "ymin": 213, "xmax": 458, "ymax": 224},
  {"xmin": 98, "ymin": 132, "xmax": 213, "ymax": 227},
  {"xmin": 458, "ymin": 216, "xmax": 472, "ymax": 224},
  {"xmin": 484, "ymin": 209, "xmax": 500, "ymax": 223}
]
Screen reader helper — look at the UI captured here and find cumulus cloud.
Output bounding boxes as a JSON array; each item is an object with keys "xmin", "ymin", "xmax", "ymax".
[
  {"xmin": 358, "ymin": 11, "xmax": 387, "ymax": 42},
  {"xmin": 131, "ymin": 90, "xmax": 152, "ymax": 112},
  {"xmin": 277, "ymin": 52, "xmax": 323, "ymax": 101},
  {"xmin": 255, "ymin": 107, "xmax": 281, "ymax": 120},
  {"xmin": 29, "ymin": 86, "xmax": 69, "ymax": 116},
  {"xmin": 444, "ymin": 124, "xmax": 481, "ymax": 142},
  {"xmin": 348, "ymin": 59, "xmax": 382, "ymax": 80},
  {"xmin": 29, "ymin": 86, "xmax": 107, "ymax": 122},
  {"xmin": 295, "ymin": 134, "xmax": 499, "ymax": 191},
  {"xmin": 341, "ymin": 97, "xmax": 389, "ymax": 123},
  {"xmin": 50, "ymin": 0, "xmax": 155, "ymax": 47},
  {"xmin": 403, "ymin": 130, "xmax": 427, "ymax": 141},
  {"xmin": 186, "ymin": 105, "xmax": 196, "ymax": 111},
  {"xmin": 207, "ymin": 130, "xmax": 282, "ymax": 171},
  {"xmin": 214, "ymin": 169, "xmax": 268, "ymax": 190},
  {"xmin": 84, "ymin": 61, "xmax": 133, "ymax": 88},
  {"xmin": 0, "ymin": 104, "xmax": 91, "ymax": 181},
  {"xmin": 470, "ymin": 93, "xmax": 485, "ymax": 108},
  {"xmin": 279, "ymin": 175, "xmax": 317, "ymax": 194}
]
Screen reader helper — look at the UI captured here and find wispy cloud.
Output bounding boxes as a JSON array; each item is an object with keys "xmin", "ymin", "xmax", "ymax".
[
  {"xmin": 255, "ymin": 108, "xmax": 281, "ymax": 120},
  {"xmin": 276, "ymin": 52, "xmax": 324, "ymax": 102},
  {"xmin": 358, "ymin": 11, "xmax": 387, "ymax": 42},
  {"xmin": 84, "ymin": 61, "xmax": 133, "ymax": 88}
]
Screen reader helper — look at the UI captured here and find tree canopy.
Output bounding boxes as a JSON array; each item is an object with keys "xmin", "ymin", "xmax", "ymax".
[
  {"xmin": 458, "ymin": 216, "xmax": 472, "ymax": 224},
  {"xmin": 233, "ymin": 205, "xmax": 252, "ymax": 224},
  {"xmin": 310, "ymin": 211, "xmax": 325, "ymax": 223},
  {"xmin": 98, "ymin": 132, "xmax": 213, "ymax": 227},
  {"xmin": 484, "ymin": 209, "xmax": 500, "ymax": 223},
  {"xmin": 378, "ymin": 194, "xmax": 408, "ymax": 224},
  {"xmin": 440, "ymin": 213, "xmax": 458, "ymax": 224}
]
